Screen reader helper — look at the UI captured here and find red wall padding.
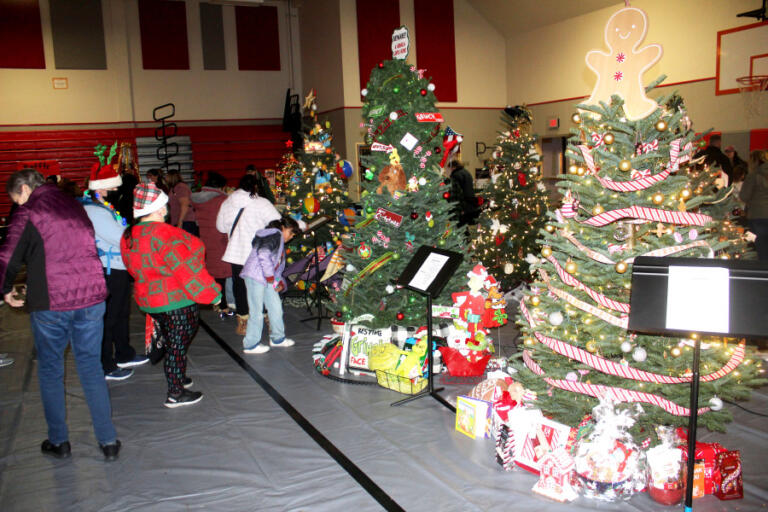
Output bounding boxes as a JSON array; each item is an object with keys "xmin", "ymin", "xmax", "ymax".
[
  {"xmin": 235, "ymin": 5, "xmax": 281, "ymax": 71},
  {"xmin": 0, "ymin": 124, "xmax": 289, "ymax": 218},
  {"xmin": 138, "ymin": 0, "xmax": 190, "ymax": 70},
  {"xmin": 750, "ymin": 129, "xmax": 768, "ymax": 152},
  {"xmin": 0, "ymin": 0, "xmax": 46, "ymax": 69},
  {"xmin": 414, "ymin": 0, "xmax": 457, "ymax": 102},
  {"xmin": 356, "ymin": 0, "xmax": 400, "ymax": 92}
]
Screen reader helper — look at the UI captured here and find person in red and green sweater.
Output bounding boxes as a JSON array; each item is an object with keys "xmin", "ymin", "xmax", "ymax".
[{"xmin": 121, "ymin": 183, "xmax": 221, "ymax": 408}]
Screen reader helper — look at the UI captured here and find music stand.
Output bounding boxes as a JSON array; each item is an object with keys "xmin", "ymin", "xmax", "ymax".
[
  {"xmin": 299, "ymin": 215, "xmax": 332, "ymax": 330},
  {"xmin": 629, "ymin": 256, "xmax": 768, "ymax": 512},
  {"xmin": 393, "ymin": 245, "xmax": 463, "ymax": 411}
]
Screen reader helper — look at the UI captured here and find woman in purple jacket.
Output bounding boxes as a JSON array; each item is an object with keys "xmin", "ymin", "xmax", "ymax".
[
  {"xmin": 241, "ymin": 217, "xmax": 300, "ymax": 354},
  {"xmin": 0, "ymin": 169, "xmax": 120, "ymax": 461}
]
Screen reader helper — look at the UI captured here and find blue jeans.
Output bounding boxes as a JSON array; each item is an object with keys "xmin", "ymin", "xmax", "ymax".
[
  {"xmin": 30, "ymin": 302, "xmax": 117, "ymax": 446},
  {"xmin": 243, "ymin": 278, "xmax": 285, "ymax": 348}
]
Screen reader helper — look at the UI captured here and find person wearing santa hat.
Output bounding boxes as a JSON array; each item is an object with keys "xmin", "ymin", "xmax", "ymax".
[
  {"xmin": 82, "ymin": 161, "xmax": 148, "ymax": 381},
  {"xmin": 121, "ymin": 183, "xmax": 221, "ymax": 408}
]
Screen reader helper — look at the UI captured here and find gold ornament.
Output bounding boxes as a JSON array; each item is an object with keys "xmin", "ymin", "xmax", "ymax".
[
  {"xmin": 565, "ymin": 259, "xmax": 577, "ymax": 274},
  {"xmin": 603, "ymin": 132, "xmax": 615, "ymax": 145},
  {"xmin": 530, "ymin": 296, "xmax": 540, "ymax": 307},
  {"xmin": 571, "ymin": 113, "xmax": 581, "ymax": 124},
  {"xmin": 618, "ymin": 159, "xmax": 632, "ymax": 172},
  {"xmin": 576, "ymin": 166, "xmax": 586, "ymax": 176},
  {"xmin": 568, "ymin": 164, "xmax": 578, "ymax": 174},
  {"xmin": 586, "ymin": 340, "xmax": 598, "ymax": 353},
  {"xmin": 615, "ymin": 261, "xmax": 628, "ymax": 274},
  {"xmin": 655, "ymin": 120, "xmax": 668, "ymax": 132},
  {"xmin": 545, "ymin": 224, "xmax": 555, "ymax": 233},
  {"xmin": 541, "ymin": 246, "xmax": 552, "ymax": 258},
  {"xmin": 671, "ymin": 346, "xmax": 682, "ymax": 357},
  {"xmin": 652, "ymin": 193, "xmax": 664, "ymax": 205},
  {"xmin": 592, "ymin": 204, "xmax": 604, "ymax": 215},
  {"xmin": 524, "ymin": 337, "xmax": 535, "ymax": 346},
  {"xmin": 681, "ymin": 188, "xmax": 692, "ymax": 200}
]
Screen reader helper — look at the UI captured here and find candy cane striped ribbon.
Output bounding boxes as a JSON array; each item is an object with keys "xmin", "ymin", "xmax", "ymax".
[
  {"xmin": 538, "ymin": 271, "xmax": 629, "ymax": 328},
  {"xmin": 546, "ymin": 255, "xmax": 630, "ymax": 313},
  {"xmin": 559, "ymin": 229, "xmax": 711, "ymax": 264},
  {"xmin": 582, "ymin": 205, "xmax": 712, "ymax": 227},
  {"xmin": 523, "ymin": 350, "xmax": 710, "ymax": 416},
  {"xmin": 520, "ymin": 299, "xmax": 745, "ymax": 384},
  {"xmin": 577, "ymin": 139, "xmax": 692, "ymax": 193}
]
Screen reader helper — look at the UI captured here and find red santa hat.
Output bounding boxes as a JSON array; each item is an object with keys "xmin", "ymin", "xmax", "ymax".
[
  {"xmin": 88, "ymin": 163, "xmax": 122, "ymax": 191},
  {"xmin": 467, "ymin": 263, "xmax": 488, "ymax": 280},
  {"xmin": 484, "ymin": 274, "xmax": 498, "ymax": 290}
]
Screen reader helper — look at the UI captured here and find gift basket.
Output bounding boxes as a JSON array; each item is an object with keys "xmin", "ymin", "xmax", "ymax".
[{"xmin": 573, "ymin": 399, "xmax": 646, "ymax": 501}]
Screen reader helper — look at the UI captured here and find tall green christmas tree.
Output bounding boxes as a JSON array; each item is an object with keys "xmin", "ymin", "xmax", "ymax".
[
  {"xmin": 512, "ymin": 83, "xmax": 765, "ymax": 442},
  {"xmin": 328, "ymin": 58, "xmax": 472, "ymax": 328},
  {"xmin": 284, "ymin": 90, "xmax": 351, "ymax": 264},
  {"xmin": 474, "ymin": 106, "xmax": 548, "ymax": 290}
]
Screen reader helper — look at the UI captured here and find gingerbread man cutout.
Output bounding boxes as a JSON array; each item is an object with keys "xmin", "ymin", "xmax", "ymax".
[{"xmin": 584, "ymin": 6, "xmax": 662, "ymax": 120}]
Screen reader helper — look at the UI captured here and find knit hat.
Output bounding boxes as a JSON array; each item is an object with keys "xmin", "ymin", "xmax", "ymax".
[
  {"xmin": 88, "ymin": 162, "xmax": 122, "ymax": 190},
  {"xmin": 133, "ymin": 182, "xmax": 168, "ymax": 218}
]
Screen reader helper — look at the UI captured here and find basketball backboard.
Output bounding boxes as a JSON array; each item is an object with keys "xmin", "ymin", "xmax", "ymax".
[{"xmin": 716, "ymin": 20, "xmax": 768, "ymax": 95}]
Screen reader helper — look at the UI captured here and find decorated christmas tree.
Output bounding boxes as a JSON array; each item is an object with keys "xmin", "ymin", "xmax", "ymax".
[
  {"xmin": 283, "ymin": 90, "xmax": 352, "ymax": 264},
  {"xmin": 512, "ymin": 5, "xmax": 765, "ymax": 443},
  {"xmin": 328, "ymin": 57, "xmax": 472, "ymax": 328},
  {"xmin": 474, "ymin": 106, "xmax": 548, "ymax": 290}
]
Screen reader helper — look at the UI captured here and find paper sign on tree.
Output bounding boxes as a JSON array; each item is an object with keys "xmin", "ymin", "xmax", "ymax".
[{"xmin": 584, "ymin": 6, "xmax": 662, "ymax": 120}]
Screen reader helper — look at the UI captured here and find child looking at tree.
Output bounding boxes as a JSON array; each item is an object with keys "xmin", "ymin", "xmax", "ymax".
[{"xmin": 241, "ymin": 217, "xmax": 301, "ymax": 353}]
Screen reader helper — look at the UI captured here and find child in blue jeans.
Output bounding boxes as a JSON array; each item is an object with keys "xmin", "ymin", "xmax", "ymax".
[{"xmin": 241, "ymin": 217, "xmax": 300, "ymax": 353}]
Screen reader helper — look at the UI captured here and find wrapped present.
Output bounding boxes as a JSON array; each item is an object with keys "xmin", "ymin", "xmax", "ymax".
[
  {"xmin": 646, "ymin": 427, "xmax": 685, "ymax": 506},
  {"xmin": 574, "ymin": 399, "xmax": 645, "ymax": 501},
  {"xmin": 516, "ymin": 416, "xmax": 575, "ymax": 475},
  {"xmin": 455, "ymin": 396, "xmax": 492, "ymax": 439},
  {"xmin": 532, "ymin": 448, "xmax": 579, "ymax": 503},
  {"xmin": 714, "ymin": 451, "xmax": 743, "ymax": 501},
  {"xmin": 677, "ymin": 427, "xmax": 727, "ymax": 498}
]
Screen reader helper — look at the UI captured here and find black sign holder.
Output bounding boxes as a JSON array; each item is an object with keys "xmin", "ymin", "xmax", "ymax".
[
  {"xmin": 393, "ymin": 245, "xmax": 463, "ymax": 411},
  {"xmin": 628, "ymin": 256, "xmax": 768, "ymax": 512},
  {"xmin": 299, "ymin": 215, "xmax": 332, "ymax": 331}
]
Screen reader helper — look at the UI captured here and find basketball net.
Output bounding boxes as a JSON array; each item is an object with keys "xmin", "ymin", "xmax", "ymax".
[{"xmin": 736, "ymin": 75, "xmax": 768, "ymax": 122}]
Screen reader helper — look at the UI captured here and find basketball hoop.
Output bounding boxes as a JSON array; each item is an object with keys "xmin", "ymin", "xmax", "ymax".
[{"xmin": 735, "ymin": 75, "xmax": 768, "ymax": 120}]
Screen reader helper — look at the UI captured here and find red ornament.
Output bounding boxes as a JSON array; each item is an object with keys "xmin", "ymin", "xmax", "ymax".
[
  {"xmin": 477, "ymin": 196, "xmax": 484, "ymax": 206},
  {"xmin": 517, "ymin": 172, "xmax": 527, "ymax": 187},
  {"xmin": 378, "ymin": 62, "xmax": 384, "ymax": 68},
  {"xmin": 434, "ymin": 147, "xmax": 441, "ymax": 154},
  {"xmin": 335, "ymin": 311, "xmax": 342, "ymax": 318},
  {"xmin": 284, "ymin": 140, "xmax": 293, "ymax": 148},
  {"xmin": 443, "ymin": 192, "xmax": 450, "ymax": 199},
  {"xmin": 495, "ymin": 235, "xmax": 505, "ymax": 246},
  {"xmin": 420, "ymin": 89, "xmax": 427, "ymax": 96},
  {"xmin": 396, "ymin": 312, "xmax": 405, "ymax": 321},
  {"xmin": 410, "ymin": 212, "xmax": 419, "ymax": 220}
]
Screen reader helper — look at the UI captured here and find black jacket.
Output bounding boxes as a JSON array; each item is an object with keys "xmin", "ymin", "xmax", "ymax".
[{"xmin": 448, "ymin": 166, "xmax": 478, "ymax": 226}]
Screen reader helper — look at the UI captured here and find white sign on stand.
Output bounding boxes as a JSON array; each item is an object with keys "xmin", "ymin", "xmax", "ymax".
[
  {"xmin": 665, "ymin": 266, "xmax": 730, "ymax": 333},
  {"xmin": 392, "ymin": 26, "xmax": 410, "ymax": 60},
  {"xmin": 408, "ymin": 253, "xmax": 450, "ymax": 292}
]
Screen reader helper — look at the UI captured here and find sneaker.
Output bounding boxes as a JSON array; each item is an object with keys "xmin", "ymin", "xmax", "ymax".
[
  {"xmin": 244, "ymin": 344, "xmax": 270, "ymax": 354},
  {"xmin": 270, "ymin": 338, "xmax": 295, "ymax": 348},
  {"xmin": 117, "ymin": 355, "xmax": 150, "ymax": 369},
  {"xmin": 41, "ymin": 439, "xmax": 71, "ymax": 459},
  {"xmin": 105, "ymin": 368, "xmax": 133, "ymax": 381},
  {"xmin": 165, "ymin": 389, "xmax": 204, "ymax": 408},
  {"xmin": 182, "ymin": 377, "xmax": 193, "ymax": 389},
  {"xmin": 0, "ymin": 357, "xmax": 14, "ymax": 368},
  {"xmin": 100, "ymin": 440, "xmax": 121, "ymax": 461}
]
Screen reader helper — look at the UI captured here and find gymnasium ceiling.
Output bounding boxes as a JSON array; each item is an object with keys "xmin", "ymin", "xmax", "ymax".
[{"xmin": 466, "ymin": 0, "xmax": 621, "ymax": 37}]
